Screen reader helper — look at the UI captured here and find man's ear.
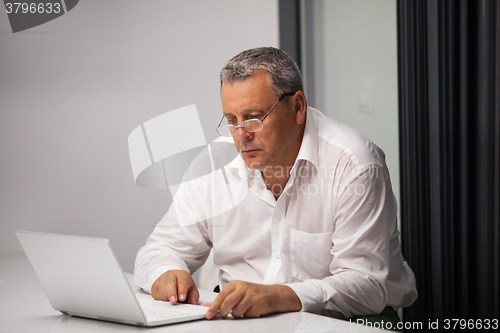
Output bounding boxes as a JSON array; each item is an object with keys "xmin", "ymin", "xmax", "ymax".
[{"xmin": 294, "ymin": 91, "xmax": 307, "ymax": 125}]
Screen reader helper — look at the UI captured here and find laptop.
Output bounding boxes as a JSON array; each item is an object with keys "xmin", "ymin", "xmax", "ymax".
[{"xmin": 15, "ymin": 230, "xmax": 209, "ymax": 327}]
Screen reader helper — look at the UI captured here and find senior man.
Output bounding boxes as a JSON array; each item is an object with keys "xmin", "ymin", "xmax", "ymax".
[{"xmin": 134, "ymin": 47, "xmax": 417, "ymax": 321}]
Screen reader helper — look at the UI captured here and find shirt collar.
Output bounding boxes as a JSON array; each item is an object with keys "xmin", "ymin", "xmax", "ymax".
[{"xmin": 226, "ymin": 106, "xmax": 319, "ymax": 179}]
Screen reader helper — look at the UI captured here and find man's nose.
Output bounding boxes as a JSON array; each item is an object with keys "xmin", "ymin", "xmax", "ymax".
[{"xmin": 235, "ymin": 126, "xmax": 252, "ymax": 141}]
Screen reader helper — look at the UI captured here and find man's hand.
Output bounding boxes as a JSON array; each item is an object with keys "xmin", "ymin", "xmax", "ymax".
[
  {"xmin": 205, "ymin": 281, "xmax": 301, "ymax": 319},
  {"xmin": 151, "ymin": 270, "xmax": 199, "ymax": 305}
]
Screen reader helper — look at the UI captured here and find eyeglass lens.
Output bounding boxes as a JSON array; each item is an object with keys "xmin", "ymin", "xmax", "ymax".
[{"xmin": 222, "ymin": 119, "xmax": 262, "ymax": 136}]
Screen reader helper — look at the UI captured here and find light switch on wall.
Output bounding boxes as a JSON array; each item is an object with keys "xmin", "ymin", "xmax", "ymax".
[{"xmin": 358, "ymin": 79, "xmax": 375, "ymax": 113}]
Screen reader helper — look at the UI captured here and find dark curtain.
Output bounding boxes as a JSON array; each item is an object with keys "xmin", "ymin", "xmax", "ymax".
[{"xmin": 398, "ymin": 0, "xmax": 500, "ymax": 330}]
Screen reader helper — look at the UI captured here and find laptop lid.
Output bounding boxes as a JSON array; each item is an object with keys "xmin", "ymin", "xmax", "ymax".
[{"xmin": 15, "ymin": 230, "xmax": 150, "ymax": 326}]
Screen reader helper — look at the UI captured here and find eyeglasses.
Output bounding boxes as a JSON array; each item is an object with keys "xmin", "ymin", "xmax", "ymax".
[{"xmin": 216, "ymin": 93, "xmax": 295, "ymax": 137}]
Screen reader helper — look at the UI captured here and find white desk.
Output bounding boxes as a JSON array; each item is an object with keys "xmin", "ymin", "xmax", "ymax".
[{"xmin": 0, "ymin": 253, "xmax": 388, "ymax": 332}]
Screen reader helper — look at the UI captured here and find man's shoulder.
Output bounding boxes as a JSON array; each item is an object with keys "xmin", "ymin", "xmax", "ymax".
[{"xmin": 309, "ymin": 107, "xmax": 385, "ymax": 168}]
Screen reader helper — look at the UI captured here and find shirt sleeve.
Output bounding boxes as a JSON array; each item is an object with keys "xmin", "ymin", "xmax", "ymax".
[
  {"xmin": 286, "ymin": 163, "xmax": 397, "ymax": 319},
  {"xmin": 134, "ymin": 181, "xmax": 212, "ymax": 294}
]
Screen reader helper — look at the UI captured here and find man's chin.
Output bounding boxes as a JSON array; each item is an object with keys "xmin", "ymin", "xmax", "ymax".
[{"xmin": 243, "ymin": 157, "xmax": 265, "ymax": 171}]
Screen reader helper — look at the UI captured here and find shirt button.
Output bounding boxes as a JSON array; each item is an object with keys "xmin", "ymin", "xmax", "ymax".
[
  {"xmin": 275, "ymin": 215, "xmax": 282, "ymax": 222},
  {"xmin": 275, "ymin": 254, "xmax": 281, "ymax": 259}
]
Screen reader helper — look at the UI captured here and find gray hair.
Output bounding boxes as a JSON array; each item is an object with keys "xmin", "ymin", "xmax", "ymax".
[{"xmin": 220, "ymin": 47, "xmax": 303, "ymax": 97}]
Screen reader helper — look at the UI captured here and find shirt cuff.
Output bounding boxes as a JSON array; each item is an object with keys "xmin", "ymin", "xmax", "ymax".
[
  {"xmin": 285, "ymin": 280, "xmax": 325, "ymax": 314},
  {"xmin": 145, "ymin": 265, "xmax": 189, "ymax": 294}
]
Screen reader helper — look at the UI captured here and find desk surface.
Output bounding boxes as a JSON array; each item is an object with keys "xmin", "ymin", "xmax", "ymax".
[{"xmin": 0, "ymin": 253, "xmax": 389, "ymax": 333}]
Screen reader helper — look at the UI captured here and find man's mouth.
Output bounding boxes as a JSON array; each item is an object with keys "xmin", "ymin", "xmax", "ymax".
[{"xmin": 242, "ymin": 149, "xmax": 260, "ymax": 154}]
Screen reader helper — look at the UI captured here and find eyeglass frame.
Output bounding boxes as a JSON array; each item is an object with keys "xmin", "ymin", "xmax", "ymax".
[{"xmin": 216, "ymin": 92, "xmax": 296, "ymax": 137}]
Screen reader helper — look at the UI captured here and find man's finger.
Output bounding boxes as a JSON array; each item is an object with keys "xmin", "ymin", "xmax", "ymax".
[
  {"xmin": 206, "ymin": 283, "xmax": 244, "ymax": 319},
  {"xmin": 219, "ymin": 292, "xmax": 244, "ymax": 318},
  {"xmin": 206, "ymin": 295, "xmax": 222, "ymax": 319},
  {"xmin": 152, "ymin": 278, "xmax": 169, "ymax": 302},
  {"xmin": 186, "ymin": 285, "xmax": 200, "ymax": 305},
  {"xmin": 151, "ymin": 285, "xmax": 161, "ymax": 301},
  {"xmin": 230, "ymin": 295, "xmax": 253, "ymax": 318},
  {"xmin": 164, "ymin": 275, "xmax": 178, "ymax": 304},
  {"xmin": 206, "ymin": 285, "xmax": 234, "ymax": 320},
  {"xmin": 176, "ymin": 275, "xmax": 190, "ymax": 302}
]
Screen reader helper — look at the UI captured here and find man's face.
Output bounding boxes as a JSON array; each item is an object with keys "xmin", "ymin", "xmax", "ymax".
[{"xmin": 220, "ymin": 72, "xmax": 305, "ymax": 171}]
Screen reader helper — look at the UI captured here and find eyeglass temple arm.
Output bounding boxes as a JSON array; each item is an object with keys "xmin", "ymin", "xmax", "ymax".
[
  {"xmin": 216, "ymin": 115, "xmax": 225, "ymax": 133},
  {"xmin": 260, "ymin": 92, "xmax": 295, "ymax": 123}
]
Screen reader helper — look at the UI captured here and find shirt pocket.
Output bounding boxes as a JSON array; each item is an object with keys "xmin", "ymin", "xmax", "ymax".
[{"xmin": 290, "ymin": 229, "xmax": 333, "ymax": 281}]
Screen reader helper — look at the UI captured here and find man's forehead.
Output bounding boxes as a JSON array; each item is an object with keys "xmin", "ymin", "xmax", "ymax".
[{"xmin": 221, "ymin": 72, "xmax": 273, "ymax": 94}]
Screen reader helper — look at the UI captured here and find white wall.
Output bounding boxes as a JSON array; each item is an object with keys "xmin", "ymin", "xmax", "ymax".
[
  {"xmin": 306, "ymin": 0, "xmax": 400, "ymax": 218},
  {"xmin": 0, "ymin": 0, "xmax": 279, "ymax": 272}
]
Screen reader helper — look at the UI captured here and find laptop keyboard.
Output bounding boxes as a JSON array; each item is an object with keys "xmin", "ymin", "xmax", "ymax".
[{"xmin": 143, "ymin": 306, "xmax": 201, "ymax": 321}]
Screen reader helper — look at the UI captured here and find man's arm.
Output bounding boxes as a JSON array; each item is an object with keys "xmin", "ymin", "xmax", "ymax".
[
  {"xmin": 286, "ymin": 163, "xmax": 406, "ymax": 318},
  {"xmin": 134, "ymin": 184, "xmax": 212, "ymax": 296}
]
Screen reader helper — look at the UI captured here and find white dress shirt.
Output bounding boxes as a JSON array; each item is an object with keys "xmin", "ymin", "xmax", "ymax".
[{"xmin": 134, "ymin": 107, "xmax": 418, "ymax": 319}]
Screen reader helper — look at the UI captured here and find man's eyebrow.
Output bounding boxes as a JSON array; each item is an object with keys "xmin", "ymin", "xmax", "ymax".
[{"xmin": 223, "ymin": 108, "xmax": 266, "ymax": 117}]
